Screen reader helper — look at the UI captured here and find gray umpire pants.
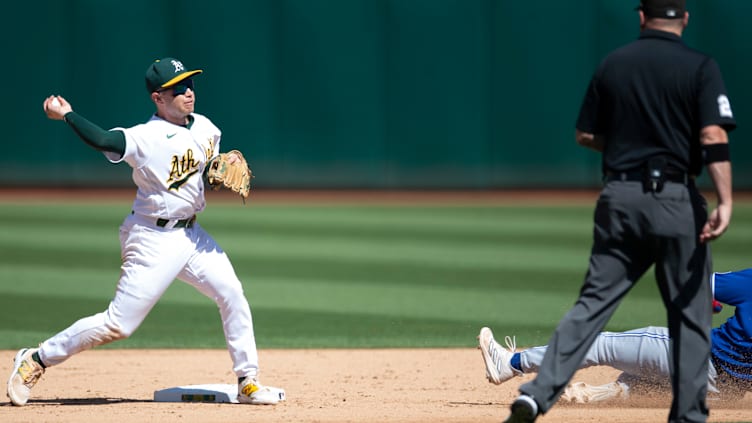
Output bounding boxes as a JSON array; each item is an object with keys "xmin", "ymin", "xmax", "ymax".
[{"xmin": 519, "ymin": 180, "xmax": 712, "ymax": 423}]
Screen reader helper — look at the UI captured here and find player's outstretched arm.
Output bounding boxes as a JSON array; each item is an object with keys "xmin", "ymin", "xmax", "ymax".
[{"xmin": 41, "ymin": 95, "xmax": 125, "ymax": 156}]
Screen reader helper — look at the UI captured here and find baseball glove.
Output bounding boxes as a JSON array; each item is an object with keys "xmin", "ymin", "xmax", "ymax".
[{"xmin": 206, "ymin": 150, "xmax": 253, "ymax": 201}]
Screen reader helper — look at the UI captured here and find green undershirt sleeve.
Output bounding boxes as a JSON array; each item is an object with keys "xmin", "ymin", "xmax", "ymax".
[{"xmin": 63, "ymin": 111, "xmax": 126, "ymax": 156}]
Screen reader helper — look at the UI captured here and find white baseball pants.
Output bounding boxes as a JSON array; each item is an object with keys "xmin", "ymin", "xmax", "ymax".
[{"xmin": 38, "ymin": 213, "xmax": 259, "ymax": 378}]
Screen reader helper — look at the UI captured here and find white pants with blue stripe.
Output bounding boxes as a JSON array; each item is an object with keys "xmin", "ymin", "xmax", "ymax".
[{"xmin": 519, "ymin": 326, "xmax": 719, "ymax": 394}]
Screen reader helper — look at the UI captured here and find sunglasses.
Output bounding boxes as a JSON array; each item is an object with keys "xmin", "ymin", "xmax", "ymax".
[{"xmin": 159, "ymin": 78, "xmax": 194, "ymax": 96}]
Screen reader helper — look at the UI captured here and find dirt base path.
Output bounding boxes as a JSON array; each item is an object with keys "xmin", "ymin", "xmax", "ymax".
[{"xmin": 1, "ymin": 349, "xmax": 749, "ymax": 423}]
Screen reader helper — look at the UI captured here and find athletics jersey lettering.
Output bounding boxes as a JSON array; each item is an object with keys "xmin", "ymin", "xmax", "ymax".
[
  {"xmin": 167, "ymin": 149, "xmax": 200, "ymax": 190},
  {"xmin": 111, "ymin": 112, "xmax": 220, "ymax": 217},
  {"xmin": 205, "ymin": 137, "xmax": 216, "ymax": 161}
]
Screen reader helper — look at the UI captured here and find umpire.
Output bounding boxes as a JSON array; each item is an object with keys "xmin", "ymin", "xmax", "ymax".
[{"xmin": 503, "ymin": 1, "xmax": 735, "ymax": 422}]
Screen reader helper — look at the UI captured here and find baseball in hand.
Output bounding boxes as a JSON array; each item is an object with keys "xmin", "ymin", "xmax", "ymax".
[{"xmin": 50, "ymin": 97, "xmax": 61, "ymax": 107}]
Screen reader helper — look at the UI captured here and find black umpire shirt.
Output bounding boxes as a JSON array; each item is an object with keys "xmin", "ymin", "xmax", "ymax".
[{"xmin": 576, "ymin": 29, "xmax": 736, "ymax": 177}]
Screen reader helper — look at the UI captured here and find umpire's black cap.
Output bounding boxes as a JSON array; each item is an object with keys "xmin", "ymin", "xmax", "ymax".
[
  {"xmin": 635, "ymin": 0, "xmax": 686, "ymax": 19},
  {"xmin": 145, "ymin": 58, "xmax": 203, "ymax": 93}
]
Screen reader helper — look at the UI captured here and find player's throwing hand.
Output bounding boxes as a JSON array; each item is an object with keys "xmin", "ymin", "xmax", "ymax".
[{"xmin": 43, "ymin": 95, "xmax": 72, "ymax": 120}]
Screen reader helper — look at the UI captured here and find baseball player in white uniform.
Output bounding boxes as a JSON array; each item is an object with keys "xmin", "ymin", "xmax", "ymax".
[{"xmin": 6, "ymin": 58, "xmax": 283, "ymax": 406}]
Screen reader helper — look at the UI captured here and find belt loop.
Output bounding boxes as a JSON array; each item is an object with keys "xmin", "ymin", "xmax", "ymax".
[{"xmin": 620, "ymin": 172, "xmax": 627, "ymax": 182}]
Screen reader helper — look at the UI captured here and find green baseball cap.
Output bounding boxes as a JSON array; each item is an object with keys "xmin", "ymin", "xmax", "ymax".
[{"xmin": 145, "ymin": 57, "xmax": 203, "ymax": 93}]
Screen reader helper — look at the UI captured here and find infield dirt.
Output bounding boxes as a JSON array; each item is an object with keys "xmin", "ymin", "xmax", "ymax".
[{"xmin": 1, "ymin": 348, "xmax": 750, "ymax": 423}]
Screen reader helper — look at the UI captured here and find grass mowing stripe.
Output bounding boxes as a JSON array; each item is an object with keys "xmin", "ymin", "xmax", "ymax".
[
  {"xmin": 230, "ymin": 276, "xmax": 585, "ymax": 323},
  {"xmin": 217, "ymin": 234, "xmax": 591, "ymax": 271},
  {"xmin": 234, "ymin": 257, "xmax": 591, "ymax": 292},
  {"xmin": 0, "ymin": 231, "xmax": 592, "ymax": 276},
  {"xmin": 0, "ymin": 265, "xmax": 121, "ymax": 298},
  {"xmin": 209, "ymin": 206, "xmax": 593, "ymax": 238},
  {"xmin": 0, "ymin": 289, "xmax": 664, "ymax": 349},
  {"xmin": 0, "ymin": 223, "xmax": 119, "ymax": 242},
  {"xmin": 0, "ymin": 245, "xmax": 120, "ymax": 272}
]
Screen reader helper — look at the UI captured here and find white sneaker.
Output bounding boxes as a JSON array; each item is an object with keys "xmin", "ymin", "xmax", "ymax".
[
  {"xmin": 478, "ymin": 327, "xmax": 521, "ymax": 385},
  {"xmin": 237, "ymin": 377, "xmax": 286, "ymax": 405},
  {"xmin": 560, "ymin": 381, "xmax": 629, "ymax": 404},
  {"xmin": 7, "ymin": 348, "xmax": 45, "ymax": 406}
]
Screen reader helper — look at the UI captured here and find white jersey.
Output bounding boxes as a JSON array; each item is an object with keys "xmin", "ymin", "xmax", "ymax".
[{"xmin": 105, "ymin": 113, "xmax": 220, "ymax": 219}]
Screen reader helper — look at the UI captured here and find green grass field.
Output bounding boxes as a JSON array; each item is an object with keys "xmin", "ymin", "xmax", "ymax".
[{"xmin": 1, "ymin": 196, "xmax": 749, "ymax": 349}]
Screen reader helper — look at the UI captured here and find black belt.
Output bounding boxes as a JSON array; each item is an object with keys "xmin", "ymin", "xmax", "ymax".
[
  {"xmin": 604, "ymin": 170, "xmax": 694, "ymax": 185},
  {"xmin": 156, "ymin": 216, "xmax": 196, "ymax": 228}
]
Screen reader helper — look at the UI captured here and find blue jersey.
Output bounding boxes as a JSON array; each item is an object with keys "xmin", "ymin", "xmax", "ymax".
[{"xmin": 711, "ymin": 269, "xmax": 752, "ymax": 382}]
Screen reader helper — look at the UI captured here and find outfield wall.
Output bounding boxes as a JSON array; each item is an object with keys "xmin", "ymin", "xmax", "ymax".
[{"xmin": 3, "ymin": 0, "xmax": 749, "ymax": 189}]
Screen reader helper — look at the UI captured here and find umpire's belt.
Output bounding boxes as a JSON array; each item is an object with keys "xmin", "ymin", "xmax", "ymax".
[
  {"xmin": 604, "ymin": 170, "xmax": 695, "ymax": 185},
  {"xmin": 156, "ymin": 216, "xmax": 196, "ymax": 229}
]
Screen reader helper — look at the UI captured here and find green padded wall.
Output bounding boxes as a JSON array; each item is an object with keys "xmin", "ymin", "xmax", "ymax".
[{"xmin": 2, "ymin": 0, "xmax": 748, "ymax": 188}]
